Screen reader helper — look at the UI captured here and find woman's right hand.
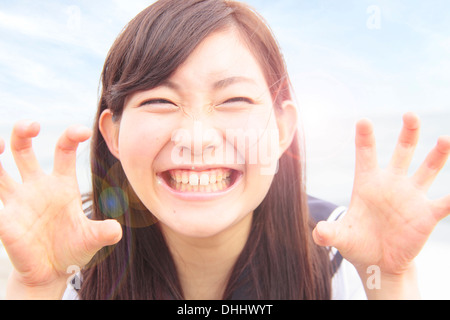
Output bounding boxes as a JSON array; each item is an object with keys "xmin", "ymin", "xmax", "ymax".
[{"xmin": 0, "ymin": 121, "xmax": 122, "ymax": 299}]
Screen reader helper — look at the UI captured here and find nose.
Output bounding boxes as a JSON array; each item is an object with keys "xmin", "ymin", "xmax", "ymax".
[{"xmin": 171, "ymin": 120, "xmax": 223, "ymax": 165}]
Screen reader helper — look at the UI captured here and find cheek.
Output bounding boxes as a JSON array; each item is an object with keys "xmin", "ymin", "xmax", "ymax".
[
  {"xmin": 238, "ymin": 116, "xmax": 280, "ymax": 175},
  {"xmin": 117, "ymin": 116, "xmax": 170, "ymax": 174}
]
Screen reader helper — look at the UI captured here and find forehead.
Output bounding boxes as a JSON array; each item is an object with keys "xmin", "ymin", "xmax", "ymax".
[{"xmin": 169, "ymin": 28, "xmax": 268, "ymax": 89}]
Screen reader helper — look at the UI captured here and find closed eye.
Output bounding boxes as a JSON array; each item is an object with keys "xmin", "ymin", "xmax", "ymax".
[
  {"xmin": 215, "ymin": 97, "xmax": 256, "ymax": 112},
  {"xmin": 222, "ymin": 97, "xmax": 254, "ymax": 104},
  {"xmin": 138, "ymin": 98, "xmax": 179, "ymax": 113},
  {"xmin": 140, "ymin": 99, "xmax": 177, "ymax": 106}
]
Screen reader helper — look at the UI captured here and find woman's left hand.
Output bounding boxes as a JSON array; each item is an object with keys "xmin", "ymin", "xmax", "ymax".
[{"xmin": 313, "ymin": 112, "xmax": 450, "ymax": 299}]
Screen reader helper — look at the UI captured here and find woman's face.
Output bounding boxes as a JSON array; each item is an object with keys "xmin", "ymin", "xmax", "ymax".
[{"xmin": 101, "ymin": 29, "xmax": 293, "ymax": 238}]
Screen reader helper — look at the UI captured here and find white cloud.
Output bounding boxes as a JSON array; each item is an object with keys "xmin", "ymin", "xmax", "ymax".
[
  {"xmin": 0, "ymin": 48, "xmax": 56, "ymax": 90},
  {"xmin": 0, "ymin": 10, "xmax": 37, "ymax": 36}
]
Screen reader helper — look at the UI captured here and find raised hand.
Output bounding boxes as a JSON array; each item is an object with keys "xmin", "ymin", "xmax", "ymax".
[
  {"xmin": 313, "ymin": 112, "xmax": 450, "ymax": 298},
  {"xmin": 0, "ymin": 121, "xmax": 122, "ymax": 299}
]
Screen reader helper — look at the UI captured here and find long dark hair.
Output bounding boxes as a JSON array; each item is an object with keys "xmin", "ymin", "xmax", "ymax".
[{"xmin": 79, "ymin": 0, "xmax": 332, "ymax": 300}]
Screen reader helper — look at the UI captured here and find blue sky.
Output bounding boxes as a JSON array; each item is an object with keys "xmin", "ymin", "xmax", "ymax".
[
  {"xmin": 0, "ymin": 0, "xmax": 449, "ymax": 128},
  {"xmin": 0, "ymin": 0, "xmax": 449, "ymax": 202}
]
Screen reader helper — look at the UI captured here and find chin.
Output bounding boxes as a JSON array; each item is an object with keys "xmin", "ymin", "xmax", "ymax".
[{"xmin": 157, "ymin": 206, "xmax": 250, "ymax": 239}]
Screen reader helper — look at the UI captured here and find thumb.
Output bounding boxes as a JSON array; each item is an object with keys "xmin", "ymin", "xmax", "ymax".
[
  {"xmin": 86, "ymin": 219, "xmax": 123, "ymax": 254},
  {"xmin": 313, "ymin": 220, "xmax": 343, "ymax": 248}
]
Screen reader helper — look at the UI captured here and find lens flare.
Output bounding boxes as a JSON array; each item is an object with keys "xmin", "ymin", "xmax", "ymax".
[{"xmin": 98, "ymin": 187, "xmax": 129, "ymax": 219}]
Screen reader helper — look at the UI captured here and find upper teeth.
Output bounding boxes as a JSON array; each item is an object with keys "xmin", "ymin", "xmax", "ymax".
[
  {"xmin": 199, "ymin": 174, "xmax": 209, "ymax": 186},
  {"xmin": 189, "ymin": 174, "xmax": 199, "ymax": 186},
  {"xmin": 170, "ymin": 169, "xmax": 231, "ymax": 186}
]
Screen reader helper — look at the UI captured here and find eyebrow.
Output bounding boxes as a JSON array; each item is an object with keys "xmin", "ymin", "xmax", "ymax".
[
  {"xmin": 212, "ymin": 76, "xmax": 257, "ymax": 90},
  {"xmin": 159, "ymin": 79, "xmax": 181, "ymax": 91},
  {"xmin": 159, "ymin": 76, "xmax": 257, "ymax": 92}
]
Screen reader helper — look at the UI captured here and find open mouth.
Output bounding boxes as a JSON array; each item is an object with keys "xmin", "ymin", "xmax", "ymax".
[{"xmin": 157, "ymin": 168, "xmax": 242, "ymax": 195}]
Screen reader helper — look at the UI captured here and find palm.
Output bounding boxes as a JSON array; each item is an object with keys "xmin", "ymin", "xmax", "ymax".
[
  {"xmin": 3, "ymin": 175, "xmax": 86, "ymax": 283},
  {"xmin": 339, "ymin": 169, "xmax": 436, "ymax": 274},
  {"xmin": 314, "ymin": 113, "xmax": 450, "ymax": 276},
  {"xmin": 0, "ymin": 122, "xmax": 122, "ymax": 287}
]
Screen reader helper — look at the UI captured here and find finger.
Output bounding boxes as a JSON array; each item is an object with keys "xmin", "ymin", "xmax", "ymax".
[
  {"xmin": 53, "ymin": 125, "xmax": 92, "ymax": 177},
  {"xmin": 312, "ymin": 220, "xmax": 348, "ymax": 251},
  {"xmin": 85, "ymin": 219, "xmax": 122, "ymax": 255},
  {"xmin": 0, "ymin": 139, "xmax": 18, "ymax": 202},
  {"xmin": 313, "ymin": 221, "xmax": 335, "ymax": 247},
  {"xmin": 355, "ymin": 118, "xmax": 378, "ymax": 174},
  {"xmin": 0, "ymin": 164, "xmax": 18, "ymax": 204},
  {"xmin": 412, "ymin": 136, "xmax": 450, "ymax": 191},
  {"xmin": 431, "ymin": 194, "xmax": 450, "ymax": 222},
  {"xmin": 0, "ymin": 138, "xmax": 4, "ymax": 155},
  {"xmin": 10, "ymin": 120, "xmax": 43, "ymax": 181},
  {"xmin": 388, "ymin": 112, "xmax": 420, "ymax": 174},
  {"xmin": 0, "ymin": 166, "xmax": 17, "ymax": 203}
]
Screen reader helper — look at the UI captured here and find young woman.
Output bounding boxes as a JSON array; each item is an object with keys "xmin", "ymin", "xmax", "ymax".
[{"xmin": 1, "ymin": 0, "xmax": 449, "ymax": 300}]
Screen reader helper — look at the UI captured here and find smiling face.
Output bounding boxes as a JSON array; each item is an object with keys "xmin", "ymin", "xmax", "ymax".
[{"xmin": 100, "ymin": 28, "xmax": 297, "ymax": 238}]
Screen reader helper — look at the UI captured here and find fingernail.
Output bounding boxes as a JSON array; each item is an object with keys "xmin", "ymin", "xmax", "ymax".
[
  {"xmin": 22, "ymin": 120, "xmax": 40, "ymax": 135},
  {"xmin": 75, "ymin": 126, "xmax": 93, "ymax": 139},
  {"xmin": 72, "ymin": 124, "xmax": 89, "ymax": 133}
]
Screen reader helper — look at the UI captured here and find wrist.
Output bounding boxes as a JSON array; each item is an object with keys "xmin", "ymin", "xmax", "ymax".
[
  {"xmin": 357, "ymin": 264, "xmax": 421, "ymax": 300},
  {"xmin": 6, "ymin": 271, "xmax": 68, "ymax": 300}
]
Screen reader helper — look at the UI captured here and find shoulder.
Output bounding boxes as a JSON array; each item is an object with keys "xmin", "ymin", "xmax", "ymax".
[
  {"xmin": 307, "ymin": 195, "xmax": 346, "ymax": 223},
  {"xmin": 332, "ymin": 259, "xmax": 367, "ymax": 300},
  {"xmin": 62, "ymin": 273, "xmax": 81, "ymax": 300}
]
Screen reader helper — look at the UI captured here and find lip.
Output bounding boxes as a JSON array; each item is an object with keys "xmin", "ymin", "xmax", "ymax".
[{"xmin": 156, "ymin": 168, "xmax": 243, "ymax": 201}]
